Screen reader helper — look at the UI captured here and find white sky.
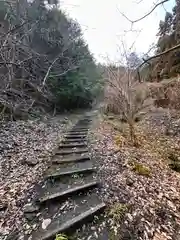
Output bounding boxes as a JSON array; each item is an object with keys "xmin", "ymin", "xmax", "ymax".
[{"xmin": 61, "ymin": 0, "xmax": 175, "ymax": 63}]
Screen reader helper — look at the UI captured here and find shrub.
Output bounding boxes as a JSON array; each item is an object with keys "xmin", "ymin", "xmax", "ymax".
[
  {"xmin": 55, "ymin": 234, "xmax": 68, "ymax": 240},
  {"xmin": 114, "ymin": 135, "xmax": 126, "ymax": 147},
  {"xmin": 132, "ymin": 163, "xmax": 151, "ymax": 177},
  {"xmin": 109, "ymin": 203, "xmax": 128, "ymax": 222},
  {"xmin": 168, "ymin": 151, "xmax": 180, "ymax": 172}
]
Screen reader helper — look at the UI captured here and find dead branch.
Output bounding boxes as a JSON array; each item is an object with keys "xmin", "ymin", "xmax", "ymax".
[
  {"xmin": 119, "ymin": 0, "xmax": 169, "ymax": 24},
  {"xmin": 137, "ymin": 42, "xmax": 180, "ymax": 82}
]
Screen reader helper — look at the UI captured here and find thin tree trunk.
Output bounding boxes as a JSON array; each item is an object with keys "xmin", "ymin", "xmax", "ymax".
[{"xmin": 129, "ymin": 121, "xmax": 138, "ymax": 146}]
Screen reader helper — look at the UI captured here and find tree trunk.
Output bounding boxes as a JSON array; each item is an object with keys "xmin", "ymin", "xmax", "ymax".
[{"xmin": 129, "ymin": 121, "xmax": 138, "ymax": 146}]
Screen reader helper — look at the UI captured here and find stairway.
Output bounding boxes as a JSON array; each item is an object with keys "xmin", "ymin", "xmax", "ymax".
[{"xmin": 28, "ymin": 116, "xmax": 106, "ymax": 240}]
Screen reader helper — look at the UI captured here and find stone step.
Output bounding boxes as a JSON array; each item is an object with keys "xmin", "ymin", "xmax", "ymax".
[
  {"xmin": 68, "ymin": 131, "xmax": 87, "ymax": 135},
  {"xmin": 52, "ymin": 154, "xmax": 90, "ymax": 164},
  {"xmin": 61, "ymin": 139, "xmax": 87, "ymax": 143},
  {"xmin": 73, "ymin": 126, "xmax": 89, "ymax": 129},
  {"xmin": 46, "ymin": 161, "xmax": 94, "ymax": 179},
  {"xmin": 77, "ymin": 119, "xmax": 91, "ymax": 122},
  {"xmin": 33, "ymin": 193, "xmax": 105, "ymax": 240},
  {"xmin": 59, "ymin": 143, "xmax": 87, "ymax": 148},
  {"xmin": 39, "ymin": 181, "xmax": 99, "ymax": 203},
  {"xmin": 49, "ymin": 159, "xmax": 92, "ymax": 172},
  {"xmin": 66, "ymin": 132, "xmax": 87, "ymax": 136},
  {"xmin": 70, "ymin": 127, "xmax": 89, "ymax": 130},
  {"xmin": 46, "ymin": 167, "xmax": 94, "ymax": 179},
  {"xmin": 56, "ymin": 148, "xmax": 88, "ymax": 155},
  {"xmin": 65, "ymin": 134, "xmax": 87, "ymax": 139}
]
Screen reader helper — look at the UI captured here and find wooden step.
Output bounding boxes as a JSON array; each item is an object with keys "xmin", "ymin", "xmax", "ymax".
[
  {"xmin": 56, "ymin": 148, "xmax": 88, "ymax": 155},
  {"xmin": 46, "ymin": 166, "xmax": 94, "ymax": 179},
  {"xmin": 52, "ymin": 154, "xmax": 90, "ymax": 164},
  {"xmin": 59, "ymin": 143, "xmax": 87, "ymax": 148},
  {"xmin": 39, "ymin": 181, "xmax": 99, "ymax": 203}
]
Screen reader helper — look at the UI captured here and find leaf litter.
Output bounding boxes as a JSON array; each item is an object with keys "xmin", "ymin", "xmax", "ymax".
[
  {"xmin": 88, "ymin": 109, "xmax": 180, "ymax": 240},
  {"xmin": 0, "ymin": 115, "xmax": 79, "ymax": 239}
]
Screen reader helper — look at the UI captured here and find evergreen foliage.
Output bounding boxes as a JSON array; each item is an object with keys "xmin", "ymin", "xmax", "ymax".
[
  {"xmin": 0, "ymin": 0, "xmax": 103, "ymax": 118},
  {"xmin": 148, "ymin": 0, "xmax": 180, "ymax": 81}
]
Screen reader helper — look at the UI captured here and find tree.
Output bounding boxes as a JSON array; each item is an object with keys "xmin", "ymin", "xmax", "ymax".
[
  {"xmin": 138, "ymin": 0, "xmax": 180, "ymax": 81},
  {"xmin": 104, "ymin": 63, "xmax": 149, "ymax": 146},
  {"xmin": 127, "ymin": 52, "xmax": 142, "ymax": 69},
  {"xmin": 0, "ymin": 0, "xmax": 102, "ymax": 119}
]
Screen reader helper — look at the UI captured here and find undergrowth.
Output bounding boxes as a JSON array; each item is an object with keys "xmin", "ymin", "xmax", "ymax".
[
  {"xmin": 168, "ymin": 150, "xmax": 180, "ymax": 172},
  {"xmin": 132, "ymin": 162, "xmax": 151, "ymax": 177},
  {"xmin": 55, "ymin": 234, "xmax": 69, "ymax": 240},
  {"xmin": 109, "ymin": 203, "xmax": 129, "ymax": 222}
]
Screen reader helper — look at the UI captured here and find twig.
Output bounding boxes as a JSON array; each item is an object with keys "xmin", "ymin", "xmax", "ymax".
[
  {"xmin": 119, "ymin": 0, "xmax": 169, "ymax": 24},
  {"xmin": 137, "ymin": 42, "xmax": 180, "ymax": 82}
]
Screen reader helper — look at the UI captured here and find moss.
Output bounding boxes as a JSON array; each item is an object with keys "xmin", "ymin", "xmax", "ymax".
[
  {"xmin": 109, "ymin": 230, "xmax": 119, "ymax": 240},
  {"xmin": 109, "ymin": 203, "xmax": 128, "ymax": 222},
  {"xmin": 55, "ymin": 234, "xmax": 69, "ymax": 240},
  {"xmin": 114, "ymin": 135, "xmax": 125, "ymax": 147},
  {"xmin": 168, "ymin": 151, "xmax": 180, "ymax": 172},
  {"xmin": 133, "ymin": 163, "xmax": 151, "ymax": 177},
  {"xmin": 168, "ymin": 151, "xmax": 179, "ymax": 162}
]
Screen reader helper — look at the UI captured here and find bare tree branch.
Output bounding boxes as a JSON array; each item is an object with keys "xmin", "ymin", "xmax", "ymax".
[
  {"xmin": 139, "ymin": 42, "xmax": 180, "ymax": 69},
  {"xmin": 137, "ymin": 42, "xmax": 180, "ymax": 82},
  {"xmin": 119, "ymin": 0, "xmax": 169, "ymax": 24}
]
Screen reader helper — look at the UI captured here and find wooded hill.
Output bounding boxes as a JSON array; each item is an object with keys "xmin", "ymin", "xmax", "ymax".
[
  {"xmin": 143, "ymin": 0, "xmax": 180, "ymax": 81},
  {"xmin": 0, "ymin": 0, "xmax": 103, "ymax": 119}
]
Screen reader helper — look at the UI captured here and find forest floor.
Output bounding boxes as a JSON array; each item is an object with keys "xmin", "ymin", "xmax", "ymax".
[
  {"xmin": 89, "ymin": 107, "xmax": 180, "ymax": 240},
  {"xmin": 0, "ymin": 112, "xmax": 84, "ymax": 239},
  {"xmin": 1, "ymin": 108, "xmax": 180, "ymax": 240}
]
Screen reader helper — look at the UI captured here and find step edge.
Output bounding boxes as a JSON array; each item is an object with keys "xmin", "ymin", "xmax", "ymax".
[
  {"xmin": 46, "ymin": 167, "xmax": 95, "ymax": 178},
  {"xmin": 65, "ymin": 136, "xmax": 87, "ymax": 139},
  {"xmin": 52, "ymin": 156, "xmax": 90, "ymax": 164},
  {"xmin": 56, "ymin": 150, "xmax": 88, "ymax": 155},
  {"xmin": 39, "ymin": 181, "xmax": 99, "ymax": 203},
  {"xmin": 37, "ymin": 203, "xmax": 106, "ymax": 240},
  {"xmin": 59, "ymin": 144, "xmax": 87, "ymax": 148},
  {"xmin": 62, "ymin": 140, "xmax": 87, "ymax": 142}
]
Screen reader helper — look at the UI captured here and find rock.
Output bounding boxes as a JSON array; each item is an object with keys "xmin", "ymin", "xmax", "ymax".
[
  {"xmin": 0, "ymin": 203, "xmax": 7, "ymax": 211},
  {"xmin": 108, "ymin": 116, "xmax": 115, "ymax": 120},
  {"xmin": 24, "ymin": 213, "xmax": 37, "ymax": 221},
  {"xmin": 126, "ymin": 213, "xmax": 133, "ymax": 222},
  {"xmin": 24, "ymin": 203, "xmax": 39, "ymax": 213},
  {"xmin": 24, "ymin": 203, "xmax": 39, "ymax": 221},
  {"xmin": 167, "ymin": 200, "xmax": 176, "ymax": 211},
  {"xmin": 91, "ymin": 226, "xmax": 96, "ymax": 231},
  {"xmin": 42, "ymin": 218, "xmax": 51, "ymax": 230},
  {"xmin": 25, "ymin": 158, "xmax": 38, "ymax": 166},
  {"xmin": 126, "ymin": 178, "xmax": 134, "ymax": 187}
]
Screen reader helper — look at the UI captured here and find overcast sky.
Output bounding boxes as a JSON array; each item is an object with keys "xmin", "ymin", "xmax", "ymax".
[{"xmin": 61, "ymin": 0, "xmax": 175, "ymax": 63}]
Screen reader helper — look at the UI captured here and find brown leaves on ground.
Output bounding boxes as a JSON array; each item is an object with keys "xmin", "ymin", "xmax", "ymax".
[
  {"xmin": 0, "ymin": 116, "xmax": 76, "ymax": 238},
  {"xmin": 89, "ymin": 109, "xmax": 180, "ymax": 240}
]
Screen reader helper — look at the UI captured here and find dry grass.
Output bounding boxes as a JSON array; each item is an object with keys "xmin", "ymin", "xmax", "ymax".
[
  {"xmin": 132, "ymin": 162, "xmax": 151, "ymax": 177},
  {"xmin": 108, "ymin": 203, "xmax": 129, "ymax": 222}
]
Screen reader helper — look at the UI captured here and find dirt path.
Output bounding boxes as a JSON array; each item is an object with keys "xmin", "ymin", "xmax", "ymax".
[
  {"xmin": 23, "ymin": 115, "xmax": 105, "ymax": 240},
  {"xmin": 1, "ymin": 111, "xmax": 107, "ymax": 240}
]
